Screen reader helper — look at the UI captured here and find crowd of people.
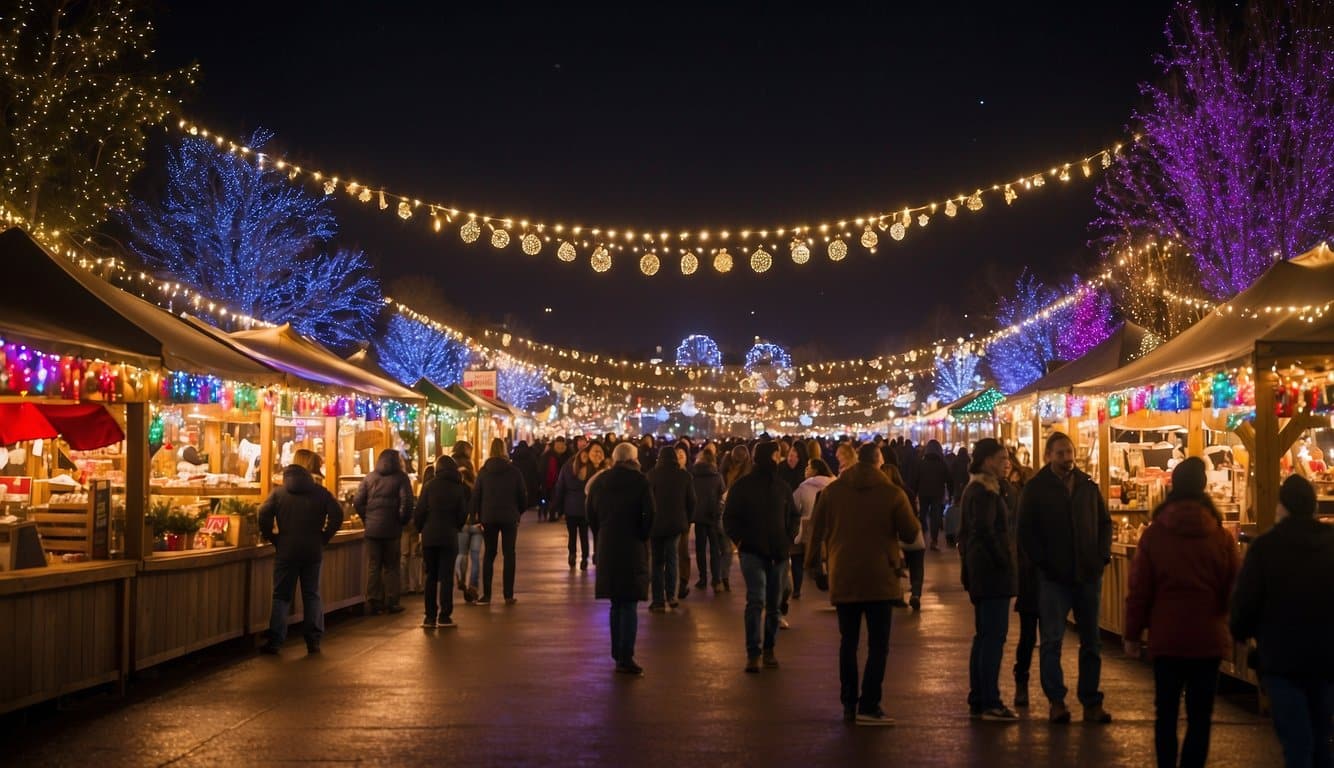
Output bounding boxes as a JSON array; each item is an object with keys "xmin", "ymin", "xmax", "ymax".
[{"xmin": 253, "ymin": 431, "xmax": 1334, "ymax": 765}]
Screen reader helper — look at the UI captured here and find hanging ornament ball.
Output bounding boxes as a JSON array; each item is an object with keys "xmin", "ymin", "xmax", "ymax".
[
  {"xmin": 791, "ymin": 241, "xmax": 811, "ymax": 264},
  {"xmin": 889, "ymin": 222, "xmax": 906, "ymax": 241},
  {"xmin": 714, "ymin": 401, "xmax": 726, "ymax": 414},
  {"xmin": 358, "ymin": 188, "xmax": 373, "ymax": 203},
  {"xmin": 640, "ymin": 252, "xmax": 660, "ymax": 276},
  {"xmin": 501, "ymin": 333, "xmax": 512, "ymax": 346},
  {"xmin": 918, "ymin": 214, "xmax": 929, "ymax": 227},
  {"xmin": 491, "ymin": 228, "xmax": 510, "ymax": 248},
  {"xmin": 944, "ymin": 200, "xmax": 958, "ymax": 218},
  {"xmin": 591, "ymin": 246, "xmax": 612, "ymax": 273},
  {"xmin": 557, "ymin": 241, "xmax": 577, "ymax": 262},
  {"xmin": 828, "ymin": 239, "xmax": 848, "ymax": 261},
  {"xmin": 838, "ymin": 395, "xmax": 848, "ymax": 406},
  {"xmin": 750, "ymin": 248, "xmax": 772, "ymax": 273},
  {"xmin": 397, "ymin": 201, "xmax": 412, "ymax": 220},
  {"xmin": 860, "ymin": 227, "xmax": 878, "ymax": 249},
  {"xmin": 460, "ymin": 219, "xmax": 482, "ymax": 243},
  {"xmin": 681, "ymin": 253, "xmax": 699, "ymax": 275},
  {"xmin": 521, "ymin": 233, "xmax": 541, "ymax": 255},
  {"xmin": 966, "ymin": 191, "xmax": 984, "ymax": 211},
  {"xmin": 713, "ymin": 249, "xmax": 733, "ymax": 273},
  {"xmin": 804, "ymin": 379, "xmax": 820, "ymax": 393},
  {"xmin": 877, "ymin": 384, "xmax": 891, "ymax": 400}
]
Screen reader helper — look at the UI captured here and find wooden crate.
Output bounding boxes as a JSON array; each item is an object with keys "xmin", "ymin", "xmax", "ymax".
[{"xmin": 31, "ymin": 502, "xmax": 94, "ymax": 554}]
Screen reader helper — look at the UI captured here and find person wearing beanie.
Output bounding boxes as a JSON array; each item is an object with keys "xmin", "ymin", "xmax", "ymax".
[
  {"xmin": 724, "ymin": 440, "xmax": 801, "ymax": 674},
  {"xmin": 1231, "ymin": 473, "xmax": 1334, "ymax": 767},
  {"xmin": 587, "ymin": 442, "xmax": 653, "ymax": 675},
  {"xmin": 805, "ymin": 441, "xmax": 921, "ymax": 725},
  {"xmin": 1123, "ymin": 457, "xmax": 1241, "ymax": 768},
  {"xmin": 958, "ymin": 438, "xmax": 1020, "ymax": 722},
  {"xmin": 1017, "ymin": 431, "xmax": 1114, "ymax": 724}
]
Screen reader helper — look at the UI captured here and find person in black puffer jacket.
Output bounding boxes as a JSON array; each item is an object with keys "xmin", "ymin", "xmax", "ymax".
[
  {"xmin": 471, "ymin": 438, "xmax": 527, "ymax": 604},
  {"xmin": 916, "ymin": 440, "xmax": 954, "ymax": 550},
  {"xmin": 647, "ymin": 445, "xmax": 696, "ymax": 610},
  {"xmin": 354, "ymin": 449, "xmax": 414, "ymax": 614},
  {"xmin": 414, "ymin": 456, "xmax": 470, "ymax": 628},
  {"xmin": 258, "ymin": 449, "xmax": 343, "ymax": 654},
  {"xmin": 691, "ymin": 449, "xmax": 726, "ymax": 591},
  {"xmin": 1231, "ymin": 475, "xmax": 1334, "ymax": 768}
]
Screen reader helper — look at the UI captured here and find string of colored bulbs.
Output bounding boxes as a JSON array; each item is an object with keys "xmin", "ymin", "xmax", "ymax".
[{"xmin": 174, "ymin": 118, "xmax": 1130, "ymax": 276}]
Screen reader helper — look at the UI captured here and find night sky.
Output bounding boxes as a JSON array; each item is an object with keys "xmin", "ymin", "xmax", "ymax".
[{"xmin": 152, "ymin": 2, "xmax": 1174, "ymax": 362}]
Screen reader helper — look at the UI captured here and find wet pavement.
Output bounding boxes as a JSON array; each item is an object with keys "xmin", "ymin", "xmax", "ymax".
[{"xmin": 9, "ymin": 516, "xmax": 1284, "ymax": 767}]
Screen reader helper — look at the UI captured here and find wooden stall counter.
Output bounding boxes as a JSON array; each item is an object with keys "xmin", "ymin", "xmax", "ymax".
[
  {"xmin": 247, "ymin": 528, "xmax": 366, "ymax": 634},
  {"xmin": 0, "ymin": 560, "xmax": 137, "ymax": 714},
  {"xmin": 135, "ymin": 547, "xmax": 253, "ymax": 670}
]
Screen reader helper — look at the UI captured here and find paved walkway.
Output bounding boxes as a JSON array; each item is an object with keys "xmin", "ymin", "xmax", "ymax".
[{"xmin": 10, "ymin": 516, "xmax": 1283, "ymax": 766}]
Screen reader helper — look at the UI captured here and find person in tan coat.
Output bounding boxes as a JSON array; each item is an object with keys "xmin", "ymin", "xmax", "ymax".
[{"xmin": 806, "ymin": 443, "xmax": 921, "ymax": 726}]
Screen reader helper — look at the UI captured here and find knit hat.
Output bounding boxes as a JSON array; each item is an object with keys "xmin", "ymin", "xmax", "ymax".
[
  {"xmin": 1279, "ymin": 474, "xmax": 1317, "ymax": 518},
  {"xmin": 1170, "ymin": 457, "xmax": 1208, "ymax": 497}
]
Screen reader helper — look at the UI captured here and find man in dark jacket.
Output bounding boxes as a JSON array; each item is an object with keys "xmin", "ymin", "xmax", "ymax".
[
  {"xmin": 414, "ymin": 456, "xmax": 470, "ymax": 628},
  {"xmin": 258, "ymin": 450, "xmax": 343, "ymax": 654},
  {"xmin": 916, "ymin": 440, "xmax": 954, "ymax": 550},
  {"xmin": 647, "ymin": 445, "xmax": 696, "ymax": 610},
  {"xmin": 724, "ymin": 441, "xmax": 800, "ymax": 673},
  {"xmin": 1230, "ymin": 475, "xmax": 1334, "ymax": 768},
  {"xmin": 535, "ymin": 437, "xmax": 567, "ymax": 521},
  {"xmin": 691, "ymin": 450, "xmax": 726, "ymax": 592},
  {"xmin": 471, "ymin": 440, "xmax": 527, "ymax": 604},
  {"xmin": 588, "ymin": 442, "xmax": 654, "ymax": 675},
  {"xmin": 511, "ymin": 440, "xmax": 543, "ymax": 518},
  {"xmin": 354, "ymin": 449, "xmax": 414, "ymax": 615},
  {"xmin": 1017, "ymin": 432, "xmax": 1113, "ymax": 724},
  {"xmin": 958, "ymin": 438, "xmax": 1019, "ymax": 722}
]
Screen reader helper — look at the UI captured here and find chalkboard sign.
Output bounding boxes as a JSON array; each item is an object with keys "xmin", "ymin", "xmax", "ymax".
[{"xmin": 91, "ymin": 480, "xmax": 111, "ymax": 559}]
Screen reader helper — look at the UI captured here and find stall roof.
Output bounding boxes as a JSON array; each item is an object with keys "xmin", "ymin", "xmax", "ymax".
[
  {"xmin": 222, "ymin": 325, "xmax": 424, "ymax": 401},
  {"xmin": 950, "ymin": 388, "xmax": 1006, "ymax": 415},
  {"xmin": 413, "ymin": 379, "xmax": 475, "ymax": 412},
  {"xmin": 919, "ymin": 390, "xmax": 983, "ymax": 422},
  {"xmin": 1011, "ymin": 322, "xmax": 1155, "ymax": 398},
  {"xmin": 447, "ymin": 384, "xmax": 516, "ymax": 416},
  {"xmin": 0, "ymin": 228, "xmax": 281, "ymax": 381},
  {"xmin": 1075, "ymin": 243, "xmax": 1334, "ymax": 393}
]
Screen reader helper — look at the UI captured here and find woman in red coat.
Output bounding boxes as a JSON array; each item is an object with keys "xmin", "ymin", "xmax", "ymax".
[{"xmin": 1124, "ymin": 457, "xmax": 1240, "ymax": 768}]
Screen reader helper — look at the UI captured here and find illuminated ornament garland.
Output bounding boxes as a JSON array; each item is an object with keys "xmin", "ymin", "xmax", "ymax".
[
  {"xmin": 828, "ymin": 239, "xmax": 848, "ymax": 261},
  {"xmin": 640, "ymin": 252, "xmax": 660, "ymax": 276},
  {"xmin": 591, "ymin": 246, "xmax": 612, "ymax": 273},
  {"xmin": 890, "ymin": 222, "xmax": 906, "ymax": 241},
  {"xmin": 681, "ymin": 253, "xmax": 699, "ymax": 275},
  {"xmin": 714, "ymin": 249, "xmax": 733, "ymax": 273},
  {"xmin": 397, "ymin": 201, "xmax": 412, "ymax": 220},
  {"xmin": 491, "ymin": 228, "xmax": 510, "ymax": 249},
  {"xmin": 557, "ymin": 241, "xmax": 577, "ymax": 262},
  {"xmin": 945, "ymin": 200, "xmax": 958, "ymax": 217},
  {"xmin": 860, "ymin": 227, "xmax": 878, "ymax": 249},
  {"xmin": 521, "ymin": 233, "xmax": 542, "ymax": 255},
  {"xmin": 750, "ymin": 248, "xmax": 772, "ymax": 273},
  {"xmin": 460, "ymin": 219, "xmax": 481, "ymax": 243}
]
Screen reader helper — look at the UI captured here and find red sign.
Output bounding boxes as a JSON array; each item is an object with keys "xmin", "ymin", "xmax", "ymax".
[
  {"xmin": 0, "ymin": 477, "xmax": 32, "ymax": 503},
  {"xmin": 462, "ymin": 370, "xmax": 498, "ymax": 399},
  {"xmin": 202, "ymin": 515, "xmax": 230, "ymax": 534}
]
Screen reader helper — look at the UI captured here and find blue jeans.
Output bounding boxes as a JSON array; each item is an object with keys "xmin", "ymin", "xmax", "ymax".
[
  {"xmin": 969, "ymin": 597, "xmax": 1012, "ymax": 710},
  {"xmin": 1038, "ymin": 577, "xmax": 1104, "ymax": 707},
  {"xmin": 650, "ymin": 535, "xmax": 680, "ymax": 605},
  {"xmin": 269, "ymin": 559, "xmax": 322, "ymax": 645},
  {"xmin": 456, "ymin": 525, "xmax": 483, "ymax": 588},
  {"xmin": 1264, "ymin": 675, "xmax": 1334, "ymax": 768},
  {"xmin": 609, "ymin": 599, "xmax": 639, "ymax": 664},
  {"xmin": 837, "ymin": 601, "xmax": 892, "ymax": 714},
  {"xmin": 920, "ymin": 496, "xmax": 945, "ymax": 544},
  {"xmin": 739, "ymin": 552, "xmax": 786, "ymax": 657}
]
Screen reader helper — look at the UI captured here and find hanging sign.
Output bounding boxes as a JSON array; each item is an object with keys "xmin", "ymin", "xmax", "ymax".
[{"xmin": 463, "ymin": 370, "xmax": 498, "ymax": 399}]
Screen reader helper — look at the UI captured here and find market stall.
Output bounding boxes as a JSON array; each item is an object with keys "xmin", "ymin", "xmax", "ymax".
[
  {"xmin": 947, "ymin": 388, "xmax": 1005, "ymax": 446},
  {"xmin": 413, "ymin": 379, "xmax": 475, "ymax": 461},
  {"xmin": 449, "ymin": 383, "xmax": 517, "ymax": 450}
]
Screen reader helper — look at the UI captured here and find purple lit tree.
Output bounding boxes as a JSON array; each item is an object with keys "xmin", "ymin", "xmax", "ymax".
[
  {"xmin": 375, "ymin": 314, "xmax": 471, "ymax": 387},
  {"xmin": 987, "ymin": 272, "xmax": 1063, "ymax": 394},
  {"xmin": 1094, "ymin": 1, "xmax": 1334, "ymax": 299},
  {"xmin": 117, "ymin": 129, "xmax": 383, "ymax": 351},
  {"xmin": 1057, "ymin": 279, "xmax": 1116, "ymax": 360}
]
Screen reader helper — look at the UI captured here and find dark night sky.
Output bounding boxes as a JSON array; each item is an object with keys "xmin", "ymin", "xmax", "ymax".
[{"xmin": 152, "ymin": 2, "xmax": 1175, "ymax": 362}]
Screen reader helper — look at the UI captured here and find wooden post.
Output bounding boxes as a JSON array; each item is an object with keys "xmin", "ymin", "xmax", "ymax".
[
  {"xmin": 1031, "ymin": 401, "xmax": 1042, "ymax": 460},
  {"xmin": 124, "ymin": 402, "xmax": 149, "ymax": 561},
  {"xmin": 203, "ymin": 421, "xmax": 222, "ymax": 473},
  {"xmin": 323, "ymin": 417, "xmax": 338, "ymax": 495},
  {"xmin": 417, "ymin": 407, "xmax": 430, "ymax": 477},
  {"xmin": 1253, "ymin": 365, "xmax": 1278, "ymax": 531},
  {"xmin": 1098, "ymin": 418, "xmax": 1112, "ymax": 505},
  {"xmin": 259, "ymin": 400, "xmax": 275, "ymax": 498},
  {"xmin": 1187, "ymin": 397, "xmax": 1205, "ymax": 458}
]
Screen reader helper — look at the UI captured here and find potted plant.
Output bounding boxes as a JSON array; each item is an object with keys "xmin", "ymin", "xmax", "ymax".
[
  {"xmin": 164, "ymin": 510, "xmax": 201, "ymax": 551},
  {"xmin": 148, "ymin": 500, "xmax": 172, "ymax": 552},
  {"xmin": 218, "ymin": 498, "xmax": 260, "ymax": 546}
]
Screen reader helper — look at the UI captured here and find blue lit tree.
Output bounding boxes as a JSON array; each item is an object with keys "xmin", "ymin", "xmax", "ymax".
[
  {"xmin": 375, "ymin": 314, "xmax": 471, "ymax": 387},
  {"xmin": 117, "ymin": 129, "xmax": 382, "ymax": 351},
  {"xmin": 675, "ymin": 334, "xmax": 722, "ymax": 367},
  {"xmin": 496, "ymin": 358, "xmax": 551, "ymax": 411},
  {"xmin": 987, "ymin": 272, "xmax": 1062, "ymax": 394},
  {"xmin": 932, "ymin": 350, "xmax": 983, "ymax": 403},
  {"xmin": 744, "ymin": 342, "xmax": 792, "ymax": 373}
]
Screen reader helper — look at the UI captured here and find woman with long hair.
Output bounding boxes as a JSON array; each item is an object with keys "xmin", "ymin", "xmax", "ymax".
[
  {"xmin": 451, "ymin": 441, "xmax": 483, "ymax": 603},
  {"xmin": 471, "ymin": 438, "xmax": 527, "ymax": 604}
]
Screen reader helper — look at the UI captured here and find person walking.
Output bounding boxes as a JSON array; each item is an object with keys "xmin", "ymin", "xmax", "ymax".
[
  {"xmin": 946, "ymin": 446, "xmax": 971, "ymax": 548},
  {"xmin": 472, "ymin": 437, "xmax": 527, "ymax": 605},
  {"xmin": 414, "ymin": 455, "xmax": 471, "ymax": 629},
  {"xmin": 258, "ymin": 449, "xmax": 343, "ymax": 654},
  {"xmin": 691, "ymin": 447, "xmax": 726, "ymax": 593},
  {"xmin": 588, "ymin": 442, "xmax": 654, "ymax": 675},
  {"xmin": 646, "ymin": 445, "xmax": 696, "ymax": 611},
  {"xmin": 1017, "ymin": 432, "xmax": 1114, "ymax": 724},
  {"xmin": 958, "ymin": 438, "xmax": 1020, "ymax": 722},
  {"xmin": 451, "ymin": 442, "xmax": 482, "ymax": 604},
  {"xmin": 354, "ymin": 449, "xmax": 414, "ymax": 615},
  {"xmin": 536, "ymin": 437, "xmax": 569, "ymax": 521},
  {"xmin": 1123, "ymin": 458, "xmax": 1240, "ymax": 768},
  {"xmin": 552, "ymin": 443, "xmax": 602, "ymax": 570},
  {"xmin": 916, "ymin": 440, "xmax": 954, "ymax": 551},
  {"xmin": 1008, "ymin": 448, "xmax": 1040, "ymax": 709},
  {"xmin": 674, "ymin": 443, "xmax": 695, "ymax": 599},
  {"xmin": 724, "ymin": 441, "xmax": 800, "ymax": 673},
  {"xmin": 881, "ymin": 447, "xmax": 922, "ymax": 610},
  {"xmin": 511, "ymin": 440, "xmax": 543, "ymax": 519},
  {"xmin": 1230, "ymin": 475, "xmax": 1334, "ymax": 768},
  {"xmin": 805, "ymin": 442, "xmax": 920, "ymax": 725},
  {"xmin": 791, "ymin": 457, "xmax": 835, "ymax": 601}
]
